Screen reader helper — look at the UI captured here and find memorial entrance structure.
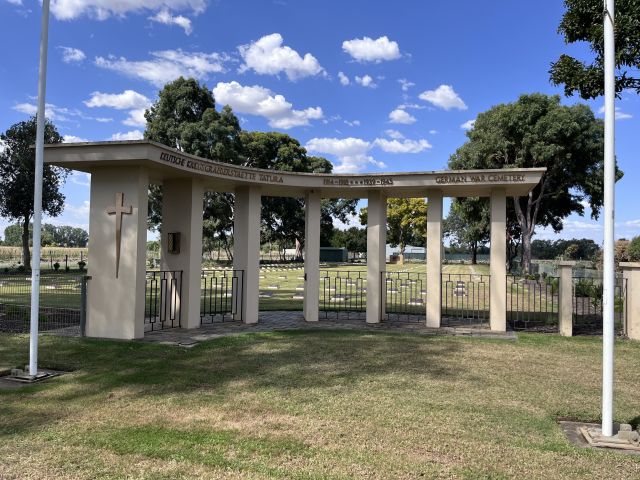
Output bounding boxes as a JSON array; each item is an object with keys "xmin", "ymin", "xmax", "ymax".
[{"xmin": 44, "ymin": 140, "xmax": 545, "ymax": 340}]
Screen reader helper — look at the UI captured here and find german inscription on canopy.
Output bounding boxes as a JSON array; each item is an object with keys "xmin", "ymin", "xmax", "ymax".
[
  {"xmin": 159, "ymin": 152, "xmax": 283, "ymax": 184},
  {"xmin": 435, "ymin": 173, "xmax": 526, "ymax": 184}
]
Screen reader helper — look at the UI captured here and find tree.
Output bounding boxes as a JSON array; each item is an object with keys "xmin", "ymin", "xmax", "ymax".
[
  {"xmin": 360, "ymin": 198, "xmax": 428, "ymax": 255},
  {"xmin": 550, "ymin": 0, "xmax": 640, "ymax": 99},
  {"xmin": 448, "ymin": 94, "xmax": 621, "ymax": 273},
  {"xmin": 0, "ymin": 117, "xmax": 67, "ymax": 267},
  {"xmin": 331, "ymin": 227, "xmax": 367, "ymax": 253},
  {"xmin": 628, "ymin": 236, "xmax": 640, "ymax": 262},
  {"xmin": 145, "ymin": 78, "xmax": 357, "ymax": 259},
  {"xmin": 444, "ymin": 197, "xmax": 490, "ymax": 264}
]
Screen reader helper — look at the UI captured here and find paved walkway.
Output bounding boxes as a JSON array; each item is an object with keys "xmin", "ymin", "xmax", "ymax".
[{"xmin": 142, "ymin": 311, "xmax": 516, "ymax": 347}]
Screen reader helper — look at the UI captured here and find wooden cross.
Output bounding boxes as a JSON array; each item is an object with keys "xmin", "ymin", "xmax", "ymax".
[{"xmin": 106, "ymin": 192, "xmax": 132, "ymax": 278}]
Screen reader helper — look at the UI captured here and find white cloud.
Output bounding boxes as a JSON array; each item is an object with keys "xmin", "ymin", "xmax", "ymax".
[
  {"xmin": 305, "ymin": 137, "xmax": 384, "ymax": 173},
  {"xmin": 63, "ymin": 135, "xmax": 89, "ymax": 143},
  {"xmin": 149, "ymin": 8, "xmax": 192, "ymax": 35},
  {"xmin": 212, "ymin": 81, "xmax": 323, "ymax": 129},
  {"xmin": 419, "ymin": 84, "xmax": 467, "ymax": 111},
  {"xmin": 49, "ymin": 0, "xmax": 206, "ymax": 21},
  {"xmin": 338, "ymin": 71, "xmax": 350, "ymax": 86},
  {"xmin": 95, "ymin": 50, "xmax": 228, "ymax": 87},
  {"xmin": 385, "ymin": 129, "xmax": 404, "ymax": 140},
  {"xmin": 374, "ymin": 138, "xmax": 431, "ymax": 154},
  {"xmin": 429, "ymin": 129, "xmax": 438, "ymax": 134},
  {"xmin": 344, "ymin": 119, "xmax": 360, "ymax": 127},
  {"xmin": 342, "ymin": 36, "xmax": 401, "ymax": 63},
  {"xmin": 85, "ymin": 90, "xmax": 151, "ymax": 128},
  {"xmin": 70, "ymin": 172, "xmax": 91, "ymax": 187},
  {"xmin": 58, "ymin": 46, "xmax": 86, "ymax": 63},
  {"xmin": 388, "ymin": 108, "xmax": 416, "ymax": 125},
  {"xmin": 397, "ymin": 103, "xmax": 425, "ymax": 110},
  {"xmin": 123, "ymin": 109, "xmax": 147, "ymax": 127},
  {"xmin": 85, "ymin": 90, "xmax": 151, "ymax": 110},
  {"xmin": 461, "ymin": 119, "xmax": 476, "ymax": 130},
  {"xmin": 5, "ymin": 0, "xmax": 23, "ymax": 5},
  {"xmin": 333, "ymin": 212, "xmax": 360, "ymax": 231},
  {"xmin": 597, "ymin": 105, "xmax": 633, "ymax": 120},
  {"xmin": 398, "ymin": 78, "xmax": 415, "ymax": 91},
  {"xmin": 13, "ymin": 102, "xmax": 70, "ymax": 121},
  {"xmin": 238, "ymin": 33, "xmax": 324, "ymax": 81},
  {"xmin": 354, "ymin": 74, "xmax": 376, "ymax": 88},
  {"xmin": 110, "ymin": 130, "xmax": 144, "ymax": 141}
]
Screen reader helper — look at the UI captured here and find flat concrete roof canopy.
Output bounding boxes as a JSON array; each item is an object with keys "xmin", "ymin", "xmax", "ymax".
[{"xmin": 44, "ymin": 140, "xmax": 545, "ymax": 198}]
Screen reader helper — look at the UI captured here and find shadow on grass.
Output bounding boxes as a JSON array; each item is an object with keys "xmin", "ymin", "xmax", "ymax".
[{"xmin": 0, "ymin": 329, "xmax": 462, "ymax": 432}]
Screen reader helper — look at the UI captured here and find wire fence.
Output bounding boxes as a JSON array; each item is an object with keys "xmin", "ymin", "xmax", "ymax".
[
  {"xmin": 507, "ymin": 275, "xmax": 559, "ymax": 332},
  {"xmin": 0, "ymin": 273, "xmax": 87, "ymax": 335}
]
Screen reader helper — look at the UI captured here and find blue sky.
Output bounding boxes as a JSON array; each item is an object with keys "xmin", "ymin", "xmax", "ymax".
[{"xmin": 1, "ymin": 0, "xmax": 638, "ymax": 243}]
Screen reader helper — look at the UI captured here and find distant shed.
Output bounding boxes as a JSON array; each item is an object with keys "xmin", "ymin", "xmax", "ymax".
[{"xmin": 320, "ymin": 247, "xmax": 348, "ymax": 263}]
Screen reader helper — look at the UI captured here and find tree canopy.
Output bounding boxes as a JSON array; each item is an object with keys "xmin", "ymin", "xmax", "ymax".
[
  {"xmin": 550, "ymin": 0, "xmax": 640, "ymax": 98},
  {"xmin": 3, "ymin": 223, "xmax": 88, "ymax": 248},
  {"xmin": 448, "ymin": 93, "xmax": 619, "ymax": 273},
  {"xmin": 144, "ymin": 77, "xmax": 356, "ymax": 258},
  {"xmin": 360, "ymin": 198, "xmax": 428, "ymax": 255},
  {"xmin": 444, "ymin": 198, "xmax": 490, "ymax": 264},
  {"xmin": 0, "ymin": 117, "xmax": 67, "ymax": 267}
]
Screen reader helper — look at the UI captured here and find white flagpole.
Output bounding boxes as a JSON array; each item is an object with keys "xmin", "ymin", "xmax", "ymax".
[
  {"xmin": 29, "ymin": 0, "xmax": 51, "ymax": 377},
  {"xmin": 601, "ymin": 0, "xmax": 616, "ymax": 437}
]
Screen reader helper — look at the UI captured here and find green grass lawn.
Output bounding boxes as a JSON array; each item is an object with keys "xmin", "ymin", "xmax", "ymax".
[{"xmin": 1, "ymin": 331, "xmax": 639, "ymax": 479}]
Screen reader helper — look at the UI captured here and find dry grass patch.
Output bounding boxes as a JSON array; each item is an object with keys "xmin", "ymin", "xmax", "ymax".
[{"xmin": 1, "ymin": 331, "xmax": 639, "ymax": 479}]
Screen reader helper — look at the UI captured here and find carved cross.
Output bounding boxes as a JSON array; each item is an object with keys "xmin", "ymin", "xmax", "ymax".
[{"xmin": 106, "ymin": 192, "xmax": 132, "ymax": 278}]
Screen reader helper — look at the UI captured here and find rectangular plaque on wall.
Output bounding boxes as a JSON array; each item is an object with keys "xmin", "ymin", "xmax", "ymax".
[{"xmin": 167, "ymin": 232, "xmax": 181, "ymax": 254}]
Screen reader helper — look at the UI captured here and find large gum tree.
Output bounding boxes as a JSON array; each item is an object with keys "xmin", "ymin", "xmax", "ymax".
[{"xmin": 448, "ymin": 94, "xmax": 620, "ymax": 273}]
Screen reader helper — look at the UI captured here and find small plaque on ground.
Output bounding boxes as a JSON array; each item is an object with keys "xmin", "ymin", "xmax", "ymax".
[{"xmin": 259, "ymin": 291, "xmax": 274, "ymax": 298}]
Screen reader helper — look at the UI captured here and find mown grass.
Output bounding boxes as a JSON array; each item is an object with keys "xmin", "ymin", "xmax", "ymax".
[{"xmin": 1, "ymin": 330, "xmax": 639, "ymax": 479}]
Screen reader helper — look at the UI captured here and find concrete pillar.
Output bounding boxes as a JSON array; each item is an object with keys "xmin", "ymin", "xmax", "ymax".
[
  {"xmin": 86, "ymin": 166, "xmax": 148, "ymax": 340},
  {"xmin": 557, "ymin": 261, "xmax": 575, "ymax": 336},
  {"xmin": 620, "ymin": 263, "xmax": 640, "ymax": 340},
  {"xmin": 233, "ymin": 186, "xmax": 261, "ymax": 324},
  {"xmin": 426, "ymin": 190, "xmax": 443, "ymax": 328},
  {"xmin": 366, "ymin": 191, "xmax": 386, "ymax": 323},
  {"xmin": 160, "ymin": 178, "xmax": 204, "ymax": 329},
  {"xmin": 304, "ymin": 191, "xmax": 321, "ymax": 322},
  {"xmin": 490, "ymin": 189, "xmax": 507, "ymax": 332}
]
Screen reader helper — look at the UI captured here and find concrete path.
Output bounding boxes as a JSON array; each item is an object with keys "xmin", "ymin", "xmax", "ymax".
[{"xmin": 142, "ymin": 310, "xmax": 516, "ymax": 347}]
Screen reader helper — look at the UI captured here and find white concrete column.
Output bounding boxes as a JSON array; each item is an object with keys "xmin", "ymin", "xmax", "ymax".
[
  {"xmin": 233, "ymin": 186, "xmax": 261, "ymax": 324},
  {"xmin": 366, "ymin": 191, "xmax": 386, "ymax": 323},
  {"xmin": 490, "ymin": 189, "xmax": 507, "ymax": 332},
  {"xmin": 557, "ymin": 261, "xmax": 575, "ymax": 337},
  {"xmin": 160, "ymin": 178, "xmax": 204, "ymax": 329},
  {"xmin": 620, "ymin": 263, "xmax": 640, "ymax": 340},
  {"xmin": 426, "ymin": 190, "xmax": 443, "ymax": 328},
  {"xmin": 86, "ymin": 166, "xmax": 148, "ymax": 340},
  {"xmin": 303, "ymin": 191, "xmax": 321, "ymax": 322}
]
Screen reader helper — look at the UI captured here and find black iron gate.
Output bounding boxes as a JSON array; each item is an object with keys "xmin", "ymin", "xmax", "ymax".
[
  {"xmin": 383, "ymin": 271, "xmax": 426, "ymax": 322},
  {"xmin": 145, "ymin": 270, "xmax": 182, "ymax": 331},
  {"xmin": 201, "ymin": 269, "xmax": 244, "ymax": 323},
  {"xmin": 441, "ymin": 273, "xmax": 490, "ymax": 327},
  {"xmin": 319, "ymin": 270, "xmax": 366, "ymax": 320}
]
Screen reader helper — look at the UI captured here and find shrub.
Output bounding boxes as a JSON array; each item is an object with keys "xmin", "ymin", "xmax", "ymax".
[
  {"xmin": 574, "ymin": 278, "xmax": 594, "ymax": 297},
  {"xmin": 53, "ymin": 262, "xmax": 60, "ymax": 271},
  {"xmin": 628, "ymin": 236, "xmax": 640, "ymax": 262},
  {"xmin": 78, "ymin": 260, "xmax": 86, "ymax": 271}
]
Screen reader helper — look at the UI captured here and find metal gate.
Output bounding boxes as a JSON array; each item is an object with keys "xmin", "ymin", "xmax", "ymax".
[
  {"xmin": 145, "ymin": 270, "xmax": 182, "ymax": 331},
  {"xmin": 319, "ymin": 270, "xmax": 366, "ymax": 320},
  {"xmin": 441, "ymin": 273, "xmax": 490, "ymax": 327},
  {"xmin": 383, "ymin": 271, "xmax": 426, "ymax": 322},
  {"xmin": 201, "ymin": 269, "xmax": 244, "ymax": 323}
]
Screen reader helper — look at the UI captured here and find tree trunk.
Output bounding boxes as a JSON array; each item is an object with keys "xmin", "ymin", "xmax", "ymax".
[
  {"xmin": 521, "ymin": 231, "xmax": 533, "ymax": 275},
  {"xmin": 21, "ymin": 217, "xmax": 31, "ymax": 269},
  {"xmin": 471, "ymin": 241, "xmax": 478, "ymax": 265}
]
